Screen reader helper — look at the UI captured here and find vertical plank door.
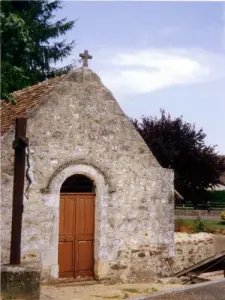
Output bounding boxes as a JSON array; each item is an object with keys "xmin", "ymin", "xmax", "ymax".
[{"xmin": 58, "ymin": 193, "xmax": 95, "ymax": 279}]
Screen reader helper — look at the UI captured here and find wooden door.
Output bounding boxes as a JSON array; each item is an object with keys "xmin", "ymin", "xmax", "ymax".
[{"xmin": 58, "ymin": 193, "xmax": 95, "ymax": 279}]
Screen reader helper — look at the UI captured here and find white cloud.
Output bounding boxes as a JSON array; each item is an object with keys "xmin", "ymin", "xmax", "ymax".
[{"xmin": 93, "ymin": 48, "xmax": 225, "ymax": 99}]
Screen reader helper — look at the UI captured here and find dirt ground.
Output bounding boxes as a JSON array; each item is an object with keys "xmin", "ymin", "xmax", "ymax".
[{"xmin": 40, "ymin": 281, "xmax": 182, "ymax": 300}]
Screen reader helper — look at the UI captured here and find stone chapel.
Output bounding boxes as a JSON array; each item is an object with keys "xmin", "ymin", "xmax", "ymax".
[{"xmin": 1, "ymin": 62, "xmax": 175, "ymax": 282}]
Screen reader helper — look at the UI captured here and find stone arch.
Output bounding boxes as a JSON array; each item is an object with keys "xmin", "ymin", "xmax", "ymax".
[
  {"xmin": 41, "ymin": 162, "xmax": 111, "ymax": 280},
  {"xmin": 45, "ymin": 159, "xmax": 115, "ymax": 194},
  {"xmin": 48, "ymin": 163, "xmax": 109, "ymax": 195}
]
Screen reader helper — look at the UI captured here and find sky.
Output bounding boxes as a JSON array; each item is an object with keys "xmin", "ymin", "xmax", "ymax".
[{"xmin": 54, "ymin": 1, "xmax": 225, "ymax": 154}]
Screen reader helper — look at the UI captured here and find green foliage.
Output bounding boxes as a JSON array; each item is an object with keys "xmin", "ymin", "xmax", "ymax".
[
  {"xmin": 132, "ymin": 110, "xmax": 225, "ymax": 206},
  {"xmin": 209, "ymin": 190, "xmax": 225, "ymax": 203},
  {"xmin": 3, "ymin": 295, "xmax": 16, "ymax": 300},
  {"xmin": 221, "ymin": 211, "xmax": 225, "ymax": 223},
  {"xmin": 192, "ymin": 218, "xmax": 205, "ymax": 233},
  {"xmin": 1, "ymin": 0, "xmax": 75, "ymax": 101},
  {"xmin": 176, "ymin": 219, "xmax": 225, "ymax": 230}
]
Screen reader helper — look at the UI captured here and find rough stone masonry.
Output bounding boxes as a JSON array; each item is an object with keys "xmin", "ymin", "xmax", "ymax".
[{"xmin": 1, "ymin": 67, "xmax": 174, "ymax": 283}]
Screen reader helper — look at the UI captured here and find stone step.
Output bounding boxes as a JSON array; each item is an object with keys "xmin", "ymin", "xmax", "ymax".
[{"xmin": 44, "ymin": 279, "xmax": 98, "ymax": 287}]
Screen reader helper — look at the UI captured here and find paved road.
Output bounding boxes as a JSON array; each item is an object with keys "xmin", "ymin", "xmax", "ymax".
[
  {"xmin": 176, "ymin": 215, "xmax": 221, "ymax": 220},
  {"xmin": 134, "ymin": 279, "xmax": 225, "ymax": 300}
]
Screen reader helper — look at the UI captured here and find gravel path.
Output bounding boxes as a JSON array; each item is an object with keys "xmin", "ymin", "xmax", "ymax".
[{"xmin": 40, "ymin": 281, "xmax": 182, "ymax": 300}]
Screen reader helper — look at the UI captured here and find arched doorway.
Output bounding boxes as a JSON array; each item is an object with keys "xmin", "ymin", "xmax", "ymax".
[{"xmin": 58, "ymin": 174, "xmax": 95, "ymax": 279}]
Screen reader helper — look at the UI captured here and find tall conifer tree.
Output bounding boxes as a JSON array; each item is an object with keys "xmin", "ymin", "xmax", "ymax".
[{"xmin": 1, "ymin": 0, "xmax": 75, "ymax": 100}]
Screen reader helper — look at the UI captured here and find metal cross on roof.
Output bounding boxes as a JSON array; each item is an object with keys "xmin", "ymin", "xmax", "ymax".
[{"xmin": 79, "ymin": 50, "xmax": 93, "ymax": 67}]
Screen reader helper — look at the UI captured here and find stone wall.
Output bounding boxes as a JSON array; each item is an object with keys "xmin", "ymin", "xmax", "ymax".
[
  {"xmin": 101, "ymin": 233, "xmax": 225, "ymax": 283},
  {"xmin": 97, "ymin": 244, "xmax": 173, "ymax": 283},
  {"xmin": 171, "ymin": 233, "xmax": 225, "ymax": 274},
  {"xmin": 95, "ymin": 233, "xmax": 225, "ymax": 283},
  {"xmin": 1, "ymin": 68, "xmax": 174, "ymax": 282}
]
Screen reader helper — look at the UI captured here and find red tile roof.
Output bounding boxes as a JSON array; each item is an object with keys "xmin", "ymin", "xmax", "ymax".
[{"xmin": 1, "ymin": 74, "xmax": 66, "ymax": 136}]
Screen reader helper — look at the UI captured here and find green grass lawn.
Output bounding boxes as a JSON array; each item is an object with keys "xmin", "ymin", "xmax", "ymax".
[{"xmin": 178, "ymin": 219, "xmax": 225, "ymax": 229}]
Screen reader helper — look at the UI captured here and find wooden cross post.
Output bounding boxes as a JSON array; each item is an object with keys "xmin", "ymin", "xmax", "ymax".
[
  {"xmin": 10, "ymin": 117, "xmax": 29, "ymax": 264},
  {"xmin": 79, "ymin": 50, "xmax": 93, "ymax": 67}
]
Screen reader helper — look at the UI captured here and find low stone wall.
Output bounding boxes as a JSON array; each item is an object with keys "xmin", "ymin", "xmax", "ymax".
[
  {"xmin": 171, "ymin": 233, "xmax": 225, "ymax": 274},
  {"xmin": 1, "ymin": 262, "xmax": 41, "ymax": 300},
  {"xmin": 175, "ymin": 209, "xmax": 222, "ymax": 217}
]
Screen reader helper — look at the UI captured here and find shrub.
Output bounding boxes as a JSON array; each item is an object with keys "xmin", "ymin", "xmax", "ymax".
[
  {"xmin": 221, "ymin": 211, "xmax": 225, "ymax": 223},
  {"xmin": 192, "ymin": 218, "xmax": 205, "ymax": 233}
]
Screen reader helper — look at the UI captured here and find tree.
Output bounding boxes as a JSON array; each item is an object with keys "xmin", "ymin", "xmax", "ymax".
[
  {"xmin": 132, "ymin": 110, "xmax": 225, "ymax": 207},
  {"xmin": 1, "ymin": 0, "xmax": 75, "ymax": 101}
]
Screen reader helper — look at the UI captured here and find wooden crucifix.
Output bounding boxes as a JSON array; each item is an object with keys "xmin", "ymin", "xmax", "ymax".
[
  {"xmin": 79, "ymin": 50, "xmax": 93, "ymax": 67},
  {"xmin": 10, "ymin": 117, "xmax": 29, "ymax": 264}
]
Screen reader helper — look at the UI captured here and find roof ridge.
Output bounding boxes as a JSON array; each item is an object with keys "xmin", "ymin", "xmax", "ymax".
[{"xmin": 12, "ymin": 73, "xmax": 67, "ymax": 97}]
